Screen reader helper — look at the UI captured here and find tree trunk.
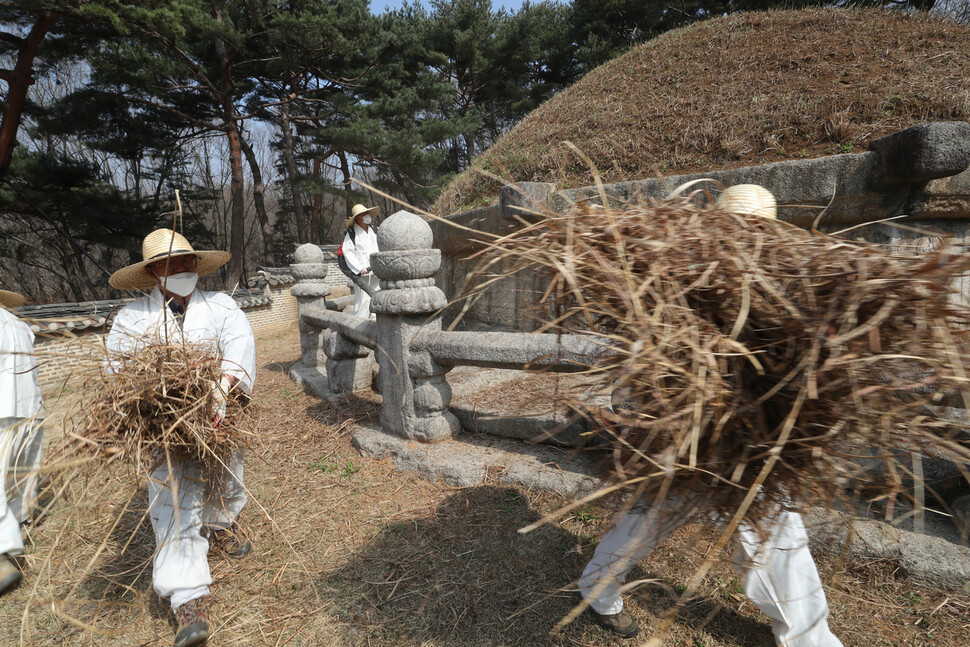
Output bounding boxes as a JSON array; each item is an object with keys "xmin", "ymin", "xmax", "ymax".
[
  {"xmin": 311, "ymin": 156, "xmax": 322, "ymax": 244},
  {"xmin": 0, "ymin": 12, "xmax": 56, "ymax": 173},
  {"xmin": 71, "ymin": 243, "xmax": 99, "ymax": 299},
  {"xmin": 212, "ymin": 15, "xmax": 245, "ymax": 287},
  {"xmin": 58, "ymin": 240, "xmax": 86, "ymax": 302},
  {"xmin": 279, "ymin": 100, "xmax": 308, "ymax": 244},
  {"xmin": 239, "ymin": 132, "xmax": 274, "ymax": 265},
  {"xmin": 225, "ymin": 120, "xmax": 246, "ymax": 287},
  {"xmin": 337, "ymin": 149, "xmax": 353, "ymax": 239},
  {"xmin": 463, "ymin": 131, "xmax": 475, "ymax": 170}
]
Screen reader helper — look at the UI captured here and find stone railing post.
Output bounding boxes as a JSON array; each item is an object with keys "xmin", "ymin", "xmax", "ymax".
[
  {"xmin": 289, "ymin": 243, "xmax": 372, "ymax": 396},
  {"xmin": 371, "ymin": 211, "xmax": 460, "ymax": 442},
  {"xmin": 288, "ymin": 243, "xmax": 332, "ymax": 393}
]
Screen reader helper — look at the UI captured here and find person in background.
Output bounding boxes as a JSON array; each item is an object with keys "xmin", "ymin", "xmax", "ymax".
[
  {"xmin": 339, "ymin": 203, "xmax": 381, "ymax": 319},
  {"xmin": 0, "ymin": 285, "xmax": 45, "ymax": 596},
  {"xmin": 579, "ymin": 186, "xmax": 843, "ymax": 646},
  {"xmin": 106, "ymin": 229, "xmax": 256, "ymax": 647}
]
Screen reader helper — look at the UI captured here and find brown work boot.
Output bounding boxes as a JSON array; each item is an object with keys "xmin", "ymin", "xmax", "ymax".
[
  {"xmin": 206, "ymin": 522, "xmax": 252, "ymax": 559},
  {"xmin": 0, "ymin": 555, "xmax": 22, "ymax": 596},
  {"xmin": 174, "ymin": 597, "xmax": 209, "ymax": 647},
  {"xmin": 590, "ymin": 608, "xmax": 639, "ymax": 639}
]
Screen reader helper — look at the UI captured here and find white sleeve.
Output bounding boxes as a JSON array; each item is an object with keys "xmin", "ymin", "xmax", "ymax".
[
  {"xmin": 0, "ymin": 315, "xmax": 43, "ymax": 420},
  {"xmin": 104, "ymin": 305, "xmax": 141, "ymax": 374},
  {"xmin": 342, "ymin": 231, "xmax": 366, "ymax": 275},
  {"xmin": 217, "ymin": 300, "xmax": 257, "ymax": 392}
]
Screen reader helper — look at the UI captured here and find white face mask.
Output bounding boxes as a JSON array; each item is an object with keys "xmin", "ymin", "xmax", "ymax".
[
  {"xmin": 160, "ymin": 271, "xmax": 198, "ymax": 297},
  {"xmin": 362, "ymin": 215, "xmax": 372, "ymax": 225}
]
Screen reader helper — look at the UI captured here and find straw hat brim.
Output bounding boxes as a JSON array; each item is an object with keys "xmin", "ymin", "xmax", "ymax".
[
  {"xmin": 346, "ymin": 206, "xmax": 380, "ymax": 230},
  {"xmin": 108, "ymin": 250, "xmax": 232, "ymax": 290},
  {"xmin": 714, "ymin": 185, "xmax": 777, "ymax": 219},
  {"xmin": 0, "ymin": 289, "xmax": 24, "ymax": 309}
]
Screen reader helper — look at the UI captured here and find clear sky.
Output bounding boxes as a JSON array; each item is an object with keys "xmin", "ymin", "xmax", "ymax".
[{"xmin": 369, "ymin": 1, "xmax": 540, "ymax": 14}]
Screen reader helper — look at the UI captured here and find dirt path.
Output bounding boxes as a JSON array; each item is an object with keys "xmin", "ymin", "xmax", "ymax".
[{"xmin": 2, "ymin": 325, "xmax": 967, "ymax": 646}]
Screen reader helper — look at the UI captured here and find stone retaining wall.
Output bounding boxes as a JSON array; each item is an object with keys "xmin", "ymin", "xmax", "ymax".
[{"xmin": 432, "ymin": 122, "xmax": 970, "ymax": 332}]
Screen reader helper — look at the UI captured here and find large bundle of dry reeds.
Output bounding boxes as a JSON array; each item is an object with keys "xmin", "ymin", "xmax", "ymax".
[
  {"xmin": 485, "ymin": 198, "xmax": 970, "ymax": 520},
  {"xmin": 75, "ymin": 343, "xmax": 250, "ymax": 481}
]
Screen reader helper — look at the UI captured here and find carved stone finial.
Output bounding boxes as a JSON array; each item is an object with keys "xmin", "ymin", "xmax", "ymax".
[
  {"xmin": 293, "ymin": 243, "xmax": 326, "ymax": 264},
  {"xmin": 370, "ymin": 212, "xmax": 445, "ymax": 314},
  {"xmin": 377, "ymin": 210, "xmax": 433, "ymax": 251},
  {"xmin": 870, "ymin": 121, "xmax": 970, "ymax": 185},
  {"xmin": 290, "ymin": 243, "xmax": 331, "ymax": 299}
]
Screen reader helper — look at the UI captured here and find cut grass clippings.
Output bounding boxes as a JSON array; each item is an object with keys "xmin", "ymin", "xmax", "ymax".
[
  {"xmin": 71, "ymin": 343, "xmax": 252, "ymax": 489},
  {"xmin": 478, "ymin": 197, "xmax": 970, "ymax": 526}
]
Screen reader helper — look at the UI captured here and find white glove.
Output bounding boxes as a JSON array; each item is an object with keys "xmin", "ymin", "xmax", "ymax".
[{"xmin": 211, "ymin": 375, "xmax": 233, "ymax": 428}]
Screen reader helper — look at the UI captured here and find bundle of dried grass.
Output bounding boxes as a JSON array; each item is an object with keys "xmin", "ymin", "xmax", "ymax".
[
  {"xmin": 485, "ymin": 198, "xmax": 970, "ymax": 521},
  {"xmin": 75, "ymin": 343, "xmax": 251, "ymax": 482}
]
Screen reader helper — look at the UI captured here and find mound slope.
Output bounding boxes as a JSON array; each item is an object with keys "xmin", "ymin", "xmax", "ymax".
[{"xmin": 434, "ymin": 8, "xmax": 970, "ymax": 214}]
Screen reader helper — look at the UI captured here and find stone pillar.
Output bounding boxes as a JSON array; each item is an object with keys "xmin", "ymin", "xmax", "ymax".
[
  {"xmin": 290, "ymin": 244, "xmax": 329, "ymax": 368},
  {"xmin": 289, "ymin": 243, "xmax": 332, "ymax": 394},
  {"xmin": 371, "ymin": 211, "xmax": 460, "ymax": 443},
  {"xmin": 290, "ymin": 243, "xmax": 372, "ymax": 397}
]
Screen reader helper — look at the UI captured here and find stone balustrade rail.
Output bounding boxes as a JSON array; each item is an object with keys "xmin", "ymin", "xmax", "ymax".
[{"xmin": 289, "ymin": 209, "xmax": 616, "ymax": 445}]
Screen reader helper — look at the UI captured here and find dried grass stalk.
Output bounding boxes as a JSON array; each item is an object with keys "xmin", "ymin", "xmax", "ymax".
[
  {"xmin": 485, "ymin": 199, "xmax": 970, "ymax": 521},
  {"xmin": 75, "ymin": 343, "xmax": 250, "ymax": 485}
]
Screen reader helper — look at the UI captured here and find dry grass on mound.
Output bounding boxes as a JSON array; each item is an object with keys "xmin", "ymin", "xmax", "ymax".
[
  {"xmin": 435, "ymin": 8, "xmax": 970, "ymax": 214},
  {"xmin": 480, "ymin": 196, "xmax": 970, "ymax": 526}
]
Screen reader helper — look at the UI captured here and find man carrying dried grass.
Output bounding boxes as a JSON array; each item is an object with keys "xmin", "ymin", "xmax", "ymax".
[
  {"xmin": 0, "ymin": 286, "xmax": 45, "ymax": 596},
  {"xmin": 577, "ymin": 187, "xmax": 843, "ymax": 646},
  {"xmin": 107, "ymin": 229, "xmax": 256, "ymax": 647}
]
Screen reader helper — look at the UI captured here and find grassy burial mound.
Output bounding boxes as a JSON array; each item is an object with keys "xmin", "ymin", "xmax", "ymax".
[
  {"xmin": 434, "ymin": 8, "xmax": 970, "ymax": 215},
  {"xmin": 486, "ymin": 198, "xmax": 970, "ymax": 524}
]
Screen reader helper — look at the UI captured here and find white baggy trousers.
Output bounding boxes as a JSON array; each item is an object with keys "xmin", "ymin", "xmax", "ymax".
[
  {"xmin": 579, "ymin": 499, "xmax": 843, "ymax": 647},
  {"xmin": 352, "ymin": 273, "xmax": 380, "ymax": 319},
  {"xmin": 148, "ymin": 448, "xmax": 246, "ymax": 612},
  {"xmin": 0, "ymin": 419, "xmax": 43, "ymax": 556}
]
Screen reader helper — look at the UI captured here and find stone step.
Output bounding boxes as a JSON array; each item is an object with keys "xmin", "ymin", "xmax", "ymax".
[{"xmin": 352, "ymin": 423, "xmax": 601, "ymax": 498}]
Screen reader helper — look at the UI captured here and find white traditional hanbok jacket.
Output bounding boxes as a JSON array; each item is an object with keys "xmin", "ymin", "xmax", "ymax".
[
  {"xmin": 106, "ymin": 287, "xmax": 256, "ymax": 391},
  {"xmin": 341, "ymin": 224, "xmax": 379, "ymax": 276},
  {"xmin": 0, "ymin": 308, "xmax": 43, "ymax": 420},
  {"xmin": 342, "ymin": 224, "xmax": 381, "ymax": 318}
]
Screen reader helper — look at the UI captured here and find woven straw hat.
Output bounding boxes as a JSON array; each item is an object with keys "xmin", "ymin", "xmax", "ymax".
[
  {"xmin": 0, "ymin": 289, "xmax": 24, "ymax": 309},
  {"xmin": 715, "ymin": 184, "xmax": 777, "ymax": 219},
  {"xmin": 108, "ymin": 229, "xmax": 231, "ymax": 290},
  {"xmin": 345, "ymin": 203, "xmax": 380, "ymax": 229}
]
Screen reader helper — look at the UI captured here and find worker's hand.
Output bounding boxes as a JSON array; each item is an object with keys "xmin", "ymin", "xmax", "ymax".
[{"xmin": 210, "ymin": 374, "xmax": 234, "ymax": 429}]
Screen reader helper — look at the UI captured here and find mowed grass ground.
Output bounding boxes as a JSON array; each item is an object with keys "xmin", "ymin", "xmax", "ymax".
[{"xmin": 1, "ymin": 325, "xmax": 968, "ymax": 646}]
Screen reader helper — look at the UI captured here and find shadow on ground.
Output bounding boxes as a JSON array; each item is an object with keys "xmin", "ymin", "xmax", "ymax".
[
  {"xmin": 75, "ymin": 487, "xmax": 172, "ymax": 625},
  {"xmin": 304, "ymin": 393, "xmax": 381, "ymax": 428},
  {"xmin": 319, "ymin": 485, "xmax": 776, "ymax": 646},
  {"xmin": 629, "ymin": 575, "xmax": 776, "ymax": 646},
  {"xmin": 262, "ymin": 359, "xmax": 296, "ymax": 375},
  {"xmin": 319, "ymin": 485, "xmax": 586, "ymax": 645}
]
